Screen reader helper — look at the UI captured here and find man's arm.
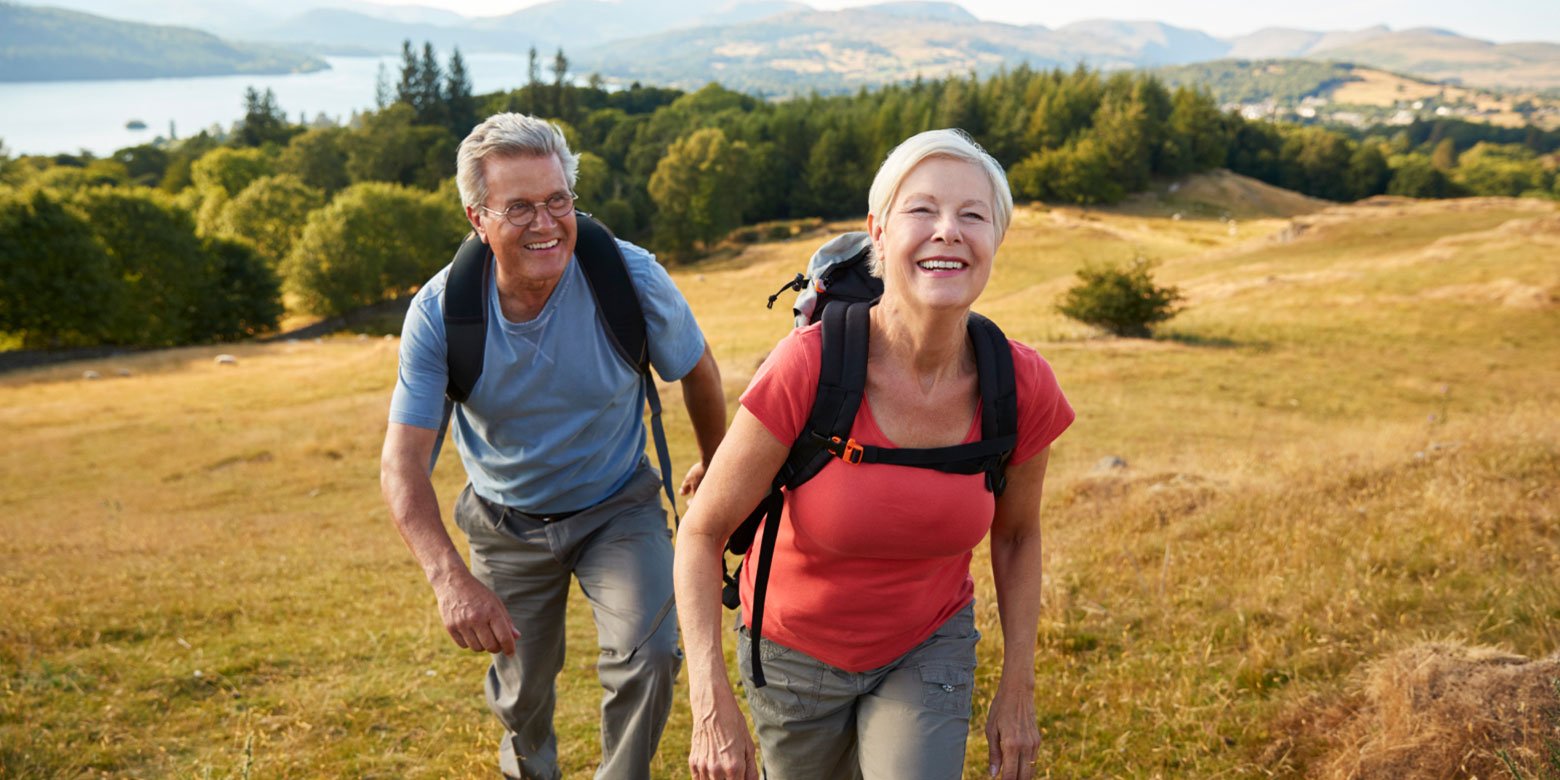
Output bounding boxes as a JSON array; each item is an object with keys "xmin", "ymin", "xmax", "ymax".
[
  {"xmin": 380, "ymin": 422, "xmax": 519, "ymax": 655},
  {"xmin": 677, "ymin": 344, "xmax": 727, "ymax": 496}
]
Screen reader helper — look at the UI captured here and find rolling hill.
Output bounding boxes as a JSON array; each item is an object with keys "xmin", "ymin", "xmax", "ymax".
[
  {"xmin": 2, "ymin": 177, "xmax": 1557, "ymax": 776},
  {"xmin": 0, "ymin": 3, "xmax": 326, "ymax": 82}
]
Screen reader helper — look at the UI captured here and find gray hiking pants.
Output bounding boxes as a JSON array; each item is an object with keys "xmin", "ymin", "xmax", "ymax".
[
  {"xmin": 737, "ymin": 602, "xmax": 980, "ymax": 780},
  {"xmin": 454, "ymin": 463, "xmax": 682, "ymax": 780}
]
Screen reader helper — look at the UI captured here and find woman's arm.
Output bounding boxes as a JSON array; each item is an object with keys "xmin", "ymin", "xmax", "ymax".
[
  {"xmin": 674, "ymin": 408, "xmax": 791, "ymax": 780},
  {"xmin": 985, "ymin": 447, "xmax": 1052, "ymax": 780}
]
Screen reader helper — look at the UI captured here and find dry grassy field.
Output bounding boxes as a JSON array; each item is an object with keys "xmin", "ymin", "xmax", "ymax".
[{"xmin": 3, "ymin": 174, "xmax": 1558, "ymax": 778}]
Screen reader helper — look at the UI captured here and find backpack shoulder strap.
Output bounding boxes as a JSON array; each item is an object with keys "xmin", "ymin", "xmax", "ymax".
[
  {"xmin": 572, "ymin": 212, "xmax": 679, "ymax": 523},
  {"xmin": 573, "ymin": 213, "xmax": 647, "ymax": 370},
  {"xmin": 443, "ymin": 232, "xmax": 491, "ymax": 405},
  {"xmin": 430, "ymin": 233, "xmax": 492, "ymax": 473},
  {"xmin": 783, "ymin": 299, "xmax": 872, "ymax": 489},
  {"xmin": 968, "ymin": 312, "xmax": 1018, "ymax": 496}
]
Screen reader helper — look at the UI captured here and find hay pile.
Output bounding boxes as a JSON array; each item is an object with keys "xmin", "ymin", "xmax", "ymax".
[{"xmin": 1274, "ymin": 642, "xmax": 1560, "ymax": 778}]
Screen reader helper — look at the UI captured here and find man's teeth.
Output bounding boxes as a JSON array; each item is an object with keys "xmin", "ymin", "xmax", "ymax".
[
  {"xmin": 526, "ymin": 239, "xmax": 560, "ymax": 250},
  {"xmin": 918, "ymin": 260, "xmax": 964, "ymax": 270}
]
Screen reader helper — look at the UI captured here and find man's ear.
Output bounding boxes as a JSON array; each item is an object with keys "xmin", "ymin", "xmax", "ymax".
[{"xmin": 465, "ymin": 205, "xmax": 487, "ymax": 243}]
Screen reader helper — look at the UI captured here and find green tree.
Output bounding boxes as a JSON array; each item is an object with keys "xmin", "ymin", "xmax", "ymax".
[
  {"xmin": 32, "ymin": 159, "xmax": 130, "ymax": 191},
  {"xmin": 647, "ymin": 127, "xmax": 752, "ymax": 255},
  {"xmin": 1452, "ymin": 143, "xmax": 1551, "ymax": 197},
  {"xmin": 416, "ymin": 43, "xmax": 448, "ymax": 128},
  {"xmin": 527, "ymin": 46, "xmax": 542, "ymax": 115},
  {"xmin": 1430, "ymin": 137, "xmax": 1457, "ymax": 170},
  {"xmin": 279, "ymin": 127, "xmax": 349, "ymax": 195},
  {"xmin": 551, "ymin": 48, "xmax": 571, "ymax": 121},
  {"xmin": 112, "ymin": 144, "xmax": 170, "ymax": 187},
  {"xmin": 1278, "ymin": 126, "xmax": 1353, "ymax": 201},
  {"xmin": 445, "ymin": 47, "xmax": 477, "ymax": 135},
  {"xmin": 213, "ymin": 174, "xmax": 326, "ymax": 269},
  {"xmin": 191, "ymin": 236, "xmax": 282, "ymax": 340},
  {"xmin": 573, "ymin": 151, "xmax": 613, "ymax": 209},
  {"xmin": 1345, "ymin": 143, "xmax": 1391, "ymax": 200},
  {"xmin": 0, "ymin": 186, "xmax": 122, "ymax": 347},
  {"xmin": 70, "ymin": 186, "xmax": 211, "ymax": 345},
  {"xmin": 1009, "ymin": 136, "xmax": 1122, "ymax": 205},
  {"xmin": 1162, "ymin": 86, "xmax": 1227, "ymax": 176},
  {"xmin": 345, "ymin": 103, "xmax": 447, "ymax": 186},
  {"xmin": 1386, "ymin": 154, "xmax": 1455, "ymax": 198},
  {"xmin": 283, "ymin": 183, "xmax": 464, "ymax": 315},
  {"xmin": 1056, "ymin": 258, "xmax": 1184, "ymax": 338},
  {"xmin": 191, "ymin": 146, "xmax": 274, "ymax": 197},
  {"xmin": 234, "ymin": 86, "xmax": 292, "ymax": 148}
]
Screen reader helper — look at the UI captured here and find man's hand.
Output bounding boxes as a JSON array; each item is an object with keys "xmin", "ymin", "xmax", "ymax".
[
  {"xmin": 433, "ymin": 570, "xmax": 520, "ymax": 656},
  {"xmin": 680, "ymin": 460, "xmax": 708, "ymax": 498}
]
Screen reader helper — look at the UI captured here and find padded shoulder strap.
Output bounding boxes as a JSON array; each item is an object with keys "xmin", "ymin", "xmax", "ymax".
[
  {"xmin": 573, "ymin": 212, "xmax": 647, "ymax": 371},
  {"xmin": 443, "ymin": 232, "xmax": 491, "ymax": 404},
  {"xmin": 784, "ymin": 300, "xmax": 871, "ymax": 489},
  {"xmin": 968, "ymin": 312, "xmax": 1018, "ymax": 495},
  {"xmin": 573, "ymin": 212, "xmax": 681, "ymax": 523}
]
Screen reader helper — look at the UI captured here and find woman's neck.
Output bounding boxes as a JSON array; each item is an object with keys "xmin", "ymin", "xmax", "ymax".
[{"xmin": 871, "ymin": 296, "xmax": 972, "ymax": 391}]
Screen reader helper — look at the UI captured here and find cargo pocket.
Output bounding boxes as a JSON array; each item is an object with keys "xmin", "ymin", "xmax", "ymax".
[
  {"xmin": 737, "ymin": 626, "xmax": 820, "ymax": 720},
  {"xmin": 919, "ymin": 663, "xmax": 975, "ymax": 718}
]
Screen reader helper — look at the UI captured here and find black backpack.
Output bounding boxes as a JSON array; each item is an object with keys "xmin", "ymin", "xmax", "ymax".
[
  {"xmin": 733, "ymin": 233, "xmax": 1019, "ymax": 687},
  {"xmin": 430, "ymin": 213, "xmax": 679, "ymax": 519}
]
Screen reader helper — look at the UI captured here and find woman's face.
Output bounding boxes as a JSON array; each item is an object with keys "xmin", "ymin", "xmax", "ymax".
[{"xmin": 869, "ymin": 156, "xmax": 999, "ymax": 314}]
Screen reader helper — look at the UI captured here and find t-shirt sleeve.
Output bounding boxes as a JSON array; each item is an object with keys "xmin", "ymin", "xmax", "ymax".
[
  {"xmin": 1008, "ymin": 340, "xmax": 1074, "ymax": 466},
  {"xmin": 388, "ymin": 284, "xmax": 450, "ymax": 431},
  {"xmin": 621, "ymin": 239, "xmax": 706, "ymax": 383},
  {"xmin": 739, "ymin": 325, "xmax": 822, "ymax": 448}
]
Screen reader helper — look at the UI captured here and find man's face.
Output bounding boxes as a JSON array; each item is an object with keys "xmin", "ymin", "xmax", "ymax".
[{"xmin": 466, "ymin": 153, "xmax": 577, "ymax": 288}]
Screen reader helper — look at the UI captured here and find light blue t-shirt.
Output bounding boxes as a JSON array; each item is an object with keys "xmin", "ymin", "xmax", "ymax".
[{"xmin": 389, "ymin": 239, "xmax": 705, "ymax": 513}]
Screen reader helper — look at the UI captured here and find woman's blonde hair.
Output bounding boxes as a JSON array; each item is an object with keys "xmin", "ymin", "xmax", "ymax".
[{"xmin": 865, "ymin": 128, "xmax": 1013, "ymax": 275}]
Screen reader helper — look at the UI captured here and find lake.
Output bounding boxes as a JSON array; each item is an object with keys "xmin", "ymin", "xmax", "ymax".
[{"xmin": 0, "ymin": 53, "xmax": 535, "ymax": 157}]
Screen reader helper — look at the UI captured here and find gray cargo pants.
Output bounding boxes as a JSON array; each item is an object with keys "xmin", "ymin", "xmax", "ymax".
[
  {"xmin": 737, "ymin": 602, "xmax": 980, "ymax": 780},
  {"xmin": 454, "ymin": 463, "xmax": 682, "ymax": 780}
]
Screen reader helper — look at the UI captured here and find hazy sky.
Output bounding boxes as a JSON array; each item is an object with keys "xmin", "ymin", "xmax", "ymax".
[{"xmin": 369, "ymin": 0, "xmax": 1559, "ymax": 43}]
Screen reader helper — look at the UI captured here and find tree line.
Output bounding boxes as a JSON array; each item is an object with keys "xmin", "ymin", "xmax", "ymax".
[{"xmin": 3, "ymin": 50, "xmax": 1559, "ymax": 349}]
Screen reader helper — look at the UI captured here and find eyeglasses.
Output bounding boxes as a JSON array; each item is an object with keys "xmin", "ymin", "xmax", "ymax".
[{"xmin": 477, "ymin": 192, "xmax": 576, "ymax": 229}]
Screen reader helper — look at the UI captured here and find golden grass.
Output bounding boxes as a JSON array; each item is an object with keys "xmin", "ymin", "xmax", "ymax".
[{"xmin": 2, "ymin": 175, "xmax": 1558, "ymax": 778}]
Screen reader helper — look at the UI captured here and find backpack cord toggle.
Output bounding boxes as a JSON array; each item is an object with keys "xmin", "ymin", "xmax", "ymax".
[{"xmin": 766, "ymin": 273, "xmax": 809, "ymax": 310}]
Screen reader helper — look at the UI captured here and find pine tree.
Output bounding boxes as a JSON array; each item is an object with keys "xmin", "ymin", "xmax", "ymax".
[
  {"xmin": 551, "ymin": 48, "xmax": 571, "ymax": 121},
  {"xmin": 445, "ymin": 47, "xmax": 476, "ymax": 135},
  {"xmin": 417, "ymin": 43, "xmax": 448, "ymax": 128}
]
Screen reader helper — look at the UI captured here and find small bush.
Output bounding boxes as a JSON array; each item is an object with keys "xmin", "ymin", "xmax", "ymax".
[{"xmin": 1057, "ymin": 258, "xmax": 1184, "ymax": 338}]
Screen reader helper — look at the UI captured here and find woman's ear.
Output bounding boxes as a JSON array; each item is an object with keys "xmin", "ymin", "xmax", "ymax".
[{"xmin": 866, "ymin": 213, "xmax": 884, "ymax": 254}]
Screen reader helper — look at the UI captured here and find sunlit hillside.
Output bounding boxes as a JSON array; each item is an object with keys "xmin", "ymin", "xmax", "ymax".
[{"xmin": 2, "ymin": 173, "xmax": 1557, "ymax": 778}]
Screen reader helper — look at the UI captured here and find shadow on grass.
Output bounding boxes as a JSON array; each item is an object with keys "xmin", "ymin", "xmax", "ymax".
[{"xmin": 1156, "ymin": 329, "xmax": 1272, "ymax": 351}]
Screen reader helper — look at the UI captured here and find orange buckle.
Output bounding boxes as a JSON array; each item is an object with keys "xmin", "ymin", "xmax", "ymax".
[{"xmin": 830, "ymin": 436, "xmax": 865, "ymax": 464}]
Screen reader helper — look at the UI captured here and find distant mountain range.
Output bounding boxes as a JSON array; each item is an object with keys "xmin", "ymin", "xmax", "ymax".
[
  {"xmin": 5, "ymin": 0, "xmax": 1559, "ymax": 94},
  {"xmin": 0, "ymin": 3, "xmax": 326, "ymax": 82}
]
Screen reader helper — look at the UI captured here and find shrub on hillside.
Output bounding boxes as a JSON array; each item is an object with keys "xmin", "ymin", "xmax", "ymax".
[
  {"xmin": 70, "ymin": 186, "xmax": 215, "ymax": 345},
  {"xmin": 213, "ymin": 174, "xmax": 325, "ymax": 269},
  {"xmin": 192, "ymin": 236, "xmax": 283, "ymax": 340},
  {"xmin": 1057, "ymin": 258, "xmax": 1184, "ymax": 338},
  {"xmin": 0, "ymin": 187, "xmax": 122, "ymax": 347},
  {"xmin": 283, "ymin": 182, "xmax": 466, "ymax": 316}
]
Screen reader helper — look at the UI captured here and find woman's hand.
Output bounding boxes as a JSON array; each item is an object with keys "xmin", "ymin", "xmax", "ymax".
[
  {"xmin": 689, "ymin": 687, "xmax": 759, "ymax": 780},
  {"xmin": 985, "ymin": 679, "xmax": 1040, "ymax": 780}
]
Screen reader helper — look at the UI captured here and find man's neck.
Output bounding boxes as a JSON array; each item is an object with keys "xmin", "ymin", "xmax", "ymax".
[{"xmin": 493, "ymin": 264, "xmax": 564, "ymax": 324}]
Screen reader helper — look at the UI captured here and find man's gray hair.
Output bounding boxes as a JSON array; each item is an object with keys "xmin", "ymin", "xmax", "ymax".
[
  {"xmin": 865, "ymin": 128, "xmax": 1013, "ymax": 275},
  {"xmin": 455, "ymin": 113, "xmax": 579, "ymax": 209}
]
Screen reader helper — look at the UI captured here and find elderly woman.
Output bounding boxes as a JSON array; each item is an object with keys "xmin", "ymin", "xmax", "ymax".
[{"xmin": 672, "ymin": 129, "xmax": 1074, "ymax": 780}]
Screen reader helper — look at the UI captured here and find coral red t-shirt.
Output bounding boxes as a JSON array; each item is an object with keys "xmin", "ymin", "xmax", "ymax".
[{"xmin": 738, "ymin": 323, "xmax": 1074, "ymax": 672}]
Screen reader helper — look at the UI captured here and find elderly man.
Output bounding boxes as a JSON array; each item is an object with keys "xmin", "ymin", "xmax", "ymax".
[{"xmin": 381, "ymin": 112, "xmax": 726, "ymax": 779}]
